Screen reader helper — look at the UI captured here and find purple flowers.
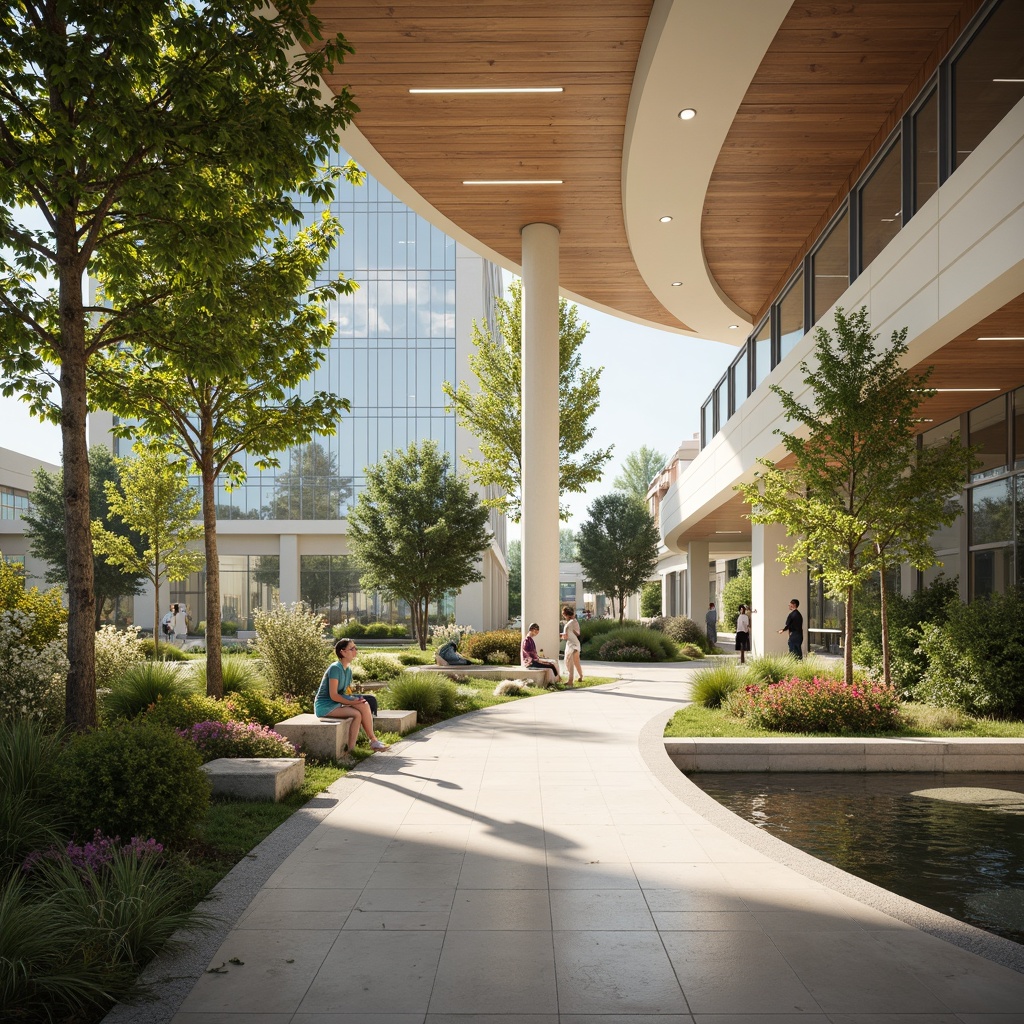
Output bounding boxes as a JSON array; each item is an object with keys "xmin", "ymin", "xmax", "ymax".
[
  {"xmin": 176, "ymin": 720, "xmax": 297, "ymax": 762},
  {"xmin": 23, "ymin": 829, "xmax": 163, "ymax": 875}
]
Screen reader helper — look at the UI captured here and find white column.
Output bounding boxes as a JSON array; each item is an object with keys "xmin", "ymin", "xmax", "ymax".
[
  {"xmin": 751, "ymin": 521, "xmax": 808, "ymax": 656},
  {"xmin": 520, "ymin": 222, "xmax": 561, "ymax": 645},
  {"xmin": 686, "ymin": 539, "xmax": 709, "ymax": 622},
  {"xmin": 279, "ymin": 534, "xmax": 300, "ymax": 606}
]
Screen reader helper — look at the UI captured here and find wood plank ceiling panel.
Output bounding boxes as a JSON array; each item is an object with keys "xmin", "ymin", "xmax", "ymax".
[
  {"xmin": 310, "ymin": 0, "xmax": 689, "ymax": 330},
  {"xmin": 702, "ymin": 0, "xmax": 982, "ymax": 322}
]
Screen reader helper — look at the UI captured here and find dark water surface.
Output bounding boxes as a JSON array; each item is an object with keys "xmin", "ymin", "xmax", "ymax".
[{"xmin": 691, "ymin": 771, "xmax": 1024, "ymax": 945}]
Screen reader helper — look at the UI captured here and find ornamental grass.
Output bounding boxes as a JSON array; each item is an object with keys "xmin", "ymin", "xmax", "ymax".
[{"xmin": 724, "ymin": 674, "xmax": 904, "ymax": 734}]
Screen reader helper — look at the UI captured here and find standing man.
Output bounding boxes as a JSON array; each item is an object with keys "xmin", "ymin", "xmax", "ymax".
[
  {"xmin": 705, "ymin": 601, "xmax": 718, "ymax": 649},
  {"xmin": 778, "ymin": 598, "xmax": 804, "ymax": 660}
]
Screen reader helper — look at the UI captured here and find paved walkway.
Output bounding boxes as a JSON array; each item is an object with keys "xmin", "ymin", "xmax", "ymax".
[{"xmin": 157, "ymin": 664, "xmax": 1024, "ymax": 1024}]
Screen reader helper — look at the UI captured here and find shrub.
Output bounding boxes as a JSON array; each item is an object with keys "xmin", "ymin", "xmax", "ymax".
[
  {"xmin": 690, "ymin": 662, "xmax": 746, "ymax": 708},
  {"xmin": 60, "ymin": 722, "xmax": 210, "ymax": 846},
  {"xmin": 220, "ymin": 620, "xmax": 239, "ymax": 636},
  {"xmin": 143, "ymin": 692, "xmax": 232, "ymax": 731},
  {"xmin": 176, "ymin": 720, "xmax": 297, "ymax": 762},
  {"xmin": 485, "ymin": 650, "xmax": 511, "ymax": 665},
  {"xmin": 102, "ymin": 661, "xmax": 193, "ymax": 721},
  {"xmin": 0, "ymin": 610, "xmax": 67, "ymax": 730},
  {"xmin": 853, "ymin": 575, "xmax": 960, "ymax": 693},
  {"xmin": 720, "ymin": 559, "xmax": 752, "ymax": 630},
  {"xmin": 461, "ymin": 629, "xmax": 521, "ymax": 663},
  {"xmin": 745, "ymin": 653, "xmax": 801, "ymax": 687},
  {"xmin": 380, "ymin": 671, "xmax": 458, "ymax": 723},
  {"xmin": 0, "ymin": 558, "xmax": 66, "ymax": 647},
  {"xmin": 661, "ymin": 615, "xmax": 710, "ymax": 652},
  {"xmin": 357, "ymin": 652, "xmax": 403, "ymax": 681},
  {"xmin": 360, "ymin": 621, "xmax": 388, "ymax": 638},
  {"xmin": 399, "ymin": 651, "xmax": 430, "ymax": 666},
  {"xmin": 679, "ymin": 642, "xmax": 705, "ymax": 659},
  {"xmin": 139, "ymin": 638, "xmax": 191, "ymax": 662},
  {"xmin": 193, "ymin": 654, "xmax": 267, "ymax": 695},
  {"xmin": 194, "ymin": 620, "xmax": 207, "ymax": 637},
  {"xmin": 725, "ymin": 676, "xmax": 904, "ymax": 734},
  {"xmin": 915, "ymin": 586, "xmax": 1024, "ymax": 717},
  {"xmin": 388, "ymin": 624, "xmax": 409, "ymax": 639},
  {"xmin": 640, "ymin": 580, "xmax": 662, "ymax": 617},
  {"xmin": 93, "ymin": 625, "xmax": 147, "ymax": 689},
  {"xmin": 600, "ymin": 642, "xmax": 654, "ymax": 662},
  {"xmin": 429, "ymin": 622, "xmax": 475, "ymax": 649},
  {"xmin": 333, "ymin": 618, "xmax": 366, "ymax": 639},
  {"xmin": 579, "ymin": 617, "xmax": 639, "ymax": 643},
  {"xmin": 253, "ymin": 603, "xmax": 331, "ymax": 701},
  {"xmin": 225, "ymin": 690, "xmax": 300, "ymax": 728},
  {"xmin": 494, "ymin": 680, "xmax": 528, "ymax": 697},
  {"xmin": 582, "ymin": 625, "xmax": 676, "ymax": 662}
]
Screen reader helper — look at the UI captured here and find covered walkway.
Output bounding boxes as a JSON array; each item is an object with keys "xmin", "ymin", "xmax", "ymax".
[{"xmin": 116, "ymin": 664, "xmax": 1024, "ymax": 1023}]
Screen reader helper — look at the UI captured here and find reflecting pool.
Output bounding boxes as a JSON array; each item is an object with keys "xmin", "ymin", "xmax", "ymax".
[{"xmin": 691, "ymin": 771, "xmax": 1024, "ymax": 944}]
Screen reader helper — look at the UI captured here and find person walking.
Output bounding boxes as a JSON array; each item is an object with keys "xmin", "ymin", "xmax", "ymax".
[
  {"xmin": 778, "ymin": 598, "xmax": 804, "ymax": 660},
  {"xmin": 735, "ymin": 604, "xmax": 751, "ymax": 664},
  {"xmin": 705, "ymin": 602, "xmax": 718, "ymax": 648},
  {"xmin": 560, "ymin": 605, "xmax": 583, "ymax": 688}
]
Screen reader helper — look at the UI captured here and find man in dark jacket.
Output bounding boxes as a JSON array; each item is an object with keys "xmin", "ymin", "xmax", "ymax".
[{"xmin": 778, "ymin": 598, "xmax": 804, "ymax": 659}]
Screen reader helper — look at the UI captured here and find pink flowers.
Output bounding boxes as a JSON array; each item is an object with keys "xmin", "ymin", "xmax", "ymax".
[
  {"xmin": 726, "ymin": 675, "xmax": 903, "ymax": 734},
  {"xmin": 176, "ymin": 720, "xmax": 297, "ymax": 762}
]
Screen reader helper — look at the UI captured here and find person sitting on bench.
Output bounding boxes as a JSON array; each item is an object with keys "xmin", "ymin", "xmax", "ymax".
[
  {"xmin": 520, "ymin": 622, "xmax": 561, "ymax": 685},
  {"xmin": 313, "ymin": 638, "xmax": 389, "ymax": 754}
]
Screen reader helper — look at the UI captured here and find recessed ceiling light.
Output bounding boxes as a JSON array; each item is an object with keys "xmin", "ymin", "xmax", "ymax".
[
  {"xmin": 978, "ymin": 336, "xmax": 1024, "ymax": 341},
  {"xmin": 678, "ymin": 108, "xmax": 697, "ymax": 120},
  {"xmin": 671, "ymin": 281, "xmax": 683, "ymax": 287},
  {"xmin": 463, "ymin": 180, "xmax": 563, "ymax": 185},
  {"xmin": 659, "ymin": 215, "xmax": 673, "ymax": 223},
  {"xmin": 715, "ymin": 530, "xmax": 741, "ymax": 534},
  {"xmin": 410, "ymin": 87, "xmax": 564, "ymax": 94},
  {"xmin": 728, "ymin": 324, "xmax": 739, "ymax": 330}
]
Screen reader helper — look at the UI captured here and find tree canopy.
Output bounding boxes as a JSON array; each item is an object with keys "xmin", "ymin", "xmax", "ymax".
[
  {"xmin": 442, "ymin": 278, "xmax": 612, "ymax": 521},
  {"xmin": 0, "ymin": 0, "xmax": 358, "ymax": 729},
  {"xmin": 22, "ymin": 446, "xmax": 146, "ymax": 627},
  {"xmin": 737, "ymin": 307, "xmax": 976, "ymax": 684},
  {"xmin": 346, "ymin": 441, "xmax": 491, "ymax": 649},
  {"xmin": 92, "ymin": 445, "xmax": 205, "ymax": 655},
  {"xmin": 613, "ymin": 446, "xmax": 667, "ymax": 501},
  {"xmin": 577, "ymin": 493, "xmax": 660, "ymax": 622}
]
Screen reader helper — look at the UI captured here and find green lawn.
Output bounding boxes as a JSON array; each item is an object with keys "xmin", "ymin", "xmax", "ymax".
[{"xmin": 664, "ymin": 702, "xmax": 1024, "ymax": 739}]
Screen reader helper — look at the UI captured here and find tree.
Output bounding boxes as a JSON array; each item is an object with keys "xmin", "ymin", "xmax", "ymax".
[
  {"xmin": 0, "ymin": 1, "xmax": 356, "ymax": 729},
  {"xmin": 442, "ymin": 278, "xmax": 613, "ymax": 521},
  {"xmin": 559, "ymin": 528, "xmax": 577, "ymax": 562},
  {"xmin": 640, "ymin": 580, "xmax": 662, "ymax": 617},
  {"xmin": 91, "ymin": 446, "xmax": 205, "ymax": 656},
  {"xmin": 507, "ymin": 539, "xmax": 522, "ymax": 619},
  {"xmin": 347, "ymin": 441, "xmax": 491, "ymax": 649},
  {"xmin": 721, "ymin": 557, "xmax": 752, "ymax": 630},
  {"xmin": 613, "ymin": 446, "xmax": 667, "ymax": 501},
  {"xmin": 263, "ymin": 442, "xmax": 353, "ymax": 521},
  {"xmin": 737, "ymin": 307, "xmax": 977, "ymax": 685},
  {"xmin": 22, "ymin": 446, "xmax": 146, "ymax": 627},
  {"xmin": 89, "ymin": 215, "xmax": 355, "ymax": 698},
  {"xmin": 577, "ymin": 493, "xmax": 660, "ymax": 622}
]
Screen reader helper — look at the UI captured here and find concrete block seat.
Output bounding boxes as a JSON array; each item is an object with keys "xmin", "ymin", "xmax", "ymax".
[
  {"xmin": 200, "ymin": 757, "xmax": 304, "ymax": 802},
  {"xmin": 275, "ymin": 711, "xmax": 418, "ymax": 760},
  {"xmin": 411, "ymin": 662, "xmax": 558, "ymax": 686}
]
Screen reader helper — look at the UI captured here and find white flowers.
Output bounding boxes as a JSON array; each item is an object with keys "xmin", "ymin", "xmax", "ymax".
[
  {"xmin": 94, "ymin": 624, "xmax": 147, "ymax": 688},
  {"xmin": 0, "ymin": 609, "xmax": 67, "ymax": 727},
  {"xmin": 429, "ymin": 623, "xmax": 475, "ymax": 649}
]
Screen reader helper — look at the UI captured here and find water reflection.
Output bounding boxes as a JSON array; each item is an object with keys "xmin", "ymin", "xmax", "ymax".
[{"xmin": 691, "ymin": 771, "xmax": 1024, "ymax": 944}]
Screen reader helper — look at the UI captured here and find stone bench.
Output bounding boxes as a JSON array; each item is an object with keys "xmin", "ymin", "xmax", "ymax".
[
  {"xmin": 410, "ymin": 663, "xmax": 557, "ymax": 686},
  {"xmin": 200, "ymin": 757, "xmax": 304, "ymax": 802},
  {"xmin": 275, "ymin": 711, "xmax": 418, "ymax": 761}
]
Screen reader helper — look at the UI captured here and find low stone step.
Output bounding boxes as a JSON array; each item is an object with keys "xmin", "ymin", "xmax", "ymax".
[{"xmin": 200, "ymin": 757, "xmax": 304, "ymax": 802}]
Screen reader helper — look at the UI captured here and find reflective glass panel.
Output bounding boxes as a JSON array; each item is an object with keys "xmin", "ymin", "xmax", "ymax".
[
  {"xmin": 716, "ymin": 378, "xmax": 728, "ymax": 430},
  {"xmin": 753, "ymin": 318, "xmax": 772, "ymax": 387},
  {"xmin": 971, "ymin": 546, "xmax": 1014, "ymax": 600},
  {"xmin": 778, "ymin": 270, "xmax": 804, "ymax": 361},
  {"xmin": 953, "ymin": 0, "xmax": 1024, "ymax": 169},
  {"xmin": 1016, "ymin": 386, "xmax": 1024, "ymax": 468},
  {"xmin": 971, "ymin": 478, "xmax": 1014, "ymax": 546},
  {"xmin": 914, "ymin": 88, "xmax": 939, "ymax": 212},
  {"xmin": 812, "ymin": 208, "xmax": 849, "ymax": 323},
  {"xmin": 1019, "ymin": 476, "xmax": 1024, "ymax": 583},
  {"xmin": 701, "ymin": 398, "xmax": 713, "ymax": 446},
  {"xmin": 732, "ymin": 348, "xmax": 748, "ymax": 408},
  {"xmin": 859, "ymin": 138, "xmax": 902, "ymax": 271},
  {"xmin": 969, "ymin": 395, "xmax": 1007, "ymax": 480}
]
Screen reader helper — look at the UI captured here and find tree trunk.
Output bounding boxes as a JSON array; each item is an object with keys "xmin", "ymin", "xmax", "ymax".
[
  {"xmin": 153, "ymin": 541, "xmax": 161, "ymax": 660},
  {"xmin": 200, "ymin": 453, "xmax": 222, "ymax": 697},
  {"xmin": 844, "ymin": 582, "xmax": 855, "ymax": 687},
  {"xmin": 618, "ymin": 592, "xmax": 625, "ymax": 622},
  {"xmin": 416, "ymin": 596, "xmax": 428, "ymax": 650},
  {"xmin": 879, "ymin": 560, "xmax": 891, "ymax": 688},
  {"xmin": 59, "ymin": 332, "xmax": 97, "ymax": 731}
]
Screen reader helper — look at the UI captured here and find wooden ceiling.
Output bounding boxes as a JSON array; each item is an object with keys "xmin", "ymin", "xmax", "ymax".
[
  {"xmin": 311, "ymin": 0, "xmax": 689, "ymax": 330},
  {"xmin": 703, "ymin": 0, "xmax": 984, "ymax": 323}
]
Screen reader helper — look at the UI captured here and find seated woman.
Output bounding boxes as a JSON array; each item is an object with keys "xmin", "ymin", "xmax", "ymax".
[
  {"xmin": 520, "ymin": 622, "xmax": 561, "ymax": 686},
  {"xmin": 313, "ymin": 638, "xmax": 389, "ymax": 755}
]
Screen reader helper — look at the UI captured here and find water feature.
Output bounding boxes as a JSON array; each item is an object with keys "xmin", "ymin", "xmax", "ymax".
[{"xmin": 691, "ymin": 771, "xmax": 1024, "ymax": 945}]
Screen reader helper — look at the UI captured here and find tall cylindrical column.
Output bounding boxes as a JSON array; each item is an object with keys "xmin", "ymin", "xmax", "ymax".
[
  {"xmin": 751, "ymin": 521, "xmax": 808, "ymax": 656},
  {"xmin": 686, "ymin": 539, "xmax": 710, "ymax": 621},
  {"xmin": 520, "ymin": 222, "xmax": 561, "ymax": 651}
]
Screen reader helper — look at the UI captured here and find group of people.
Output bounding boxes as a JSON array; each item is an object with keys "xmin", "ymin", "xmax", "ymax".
[
  {"xmin": 160, "ymin": 603, "xmax": 190, "ymax": 646},
  {"xmin": 707, "ymin": 598, "xmax": 803, "ymax": 662},
  {"xmin": 520, "ymin": 605, "xmax": 584, "ymax": 687}
]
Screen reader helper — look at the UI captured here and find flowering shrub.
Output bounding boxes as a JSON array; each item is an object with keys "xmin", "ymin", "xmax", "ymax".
[
  {"xmin": 724, "ymin": 675, "xmax": 904, "ymax": 734},
  {"xmin": 0, "ymin": 609, "xmax": 67, "ymax": 729},
  {"xmin": 429, "ymin": 623, "xmax": 475, "ymax": 649},
  {"xmin": 177, "ymin": 720, "xmax": 297, "ymax": 762},
  {"xmin": 357, "ymin": 652, "xmax": 403, "ymax": 680},
  {"xmin": 484, "ymin": 649, "xmax": 511, "ymax": 665},
  {"xmin": 253, "ymin": 603, "xmax": 331, "ymax": 700},
  {"xmin": 144, "ymin": 692, "xmax": 232, "ymax": 730},
  {"xmin": 93, "ymin": 624, "xmax": 147, "ymax": 688},
  {"xmin": 460, "ymin": 629, "xmax": 520, "ymax": 662},
  {"xmin": 225, "ymin": 689, "xmax": 301, "ymax": 728},
  {"xmin": 23, "ymin": 830, "xmax": 163, "ymax": 877}
]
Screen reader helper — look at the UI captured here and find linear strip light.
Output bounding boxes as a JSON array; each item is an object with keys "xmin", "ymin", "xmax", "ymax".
[
  {"xmin": 978, "ymin": 336, "xmax": 1024, "ymax": 341},
  {"xmin": 993, "ymin": 78, "xmax": 1024, "ymax": 83},
  {"xmin": 410, "ymin": 87, "xmax": 564, "ymax": 94},
  {"xmin": 931, "ymin": 388, "xmax": 1000, "ymax": 392},
  {"xmin": 463, "ymin": 180, "xmax": 563, "ymax": 185}
]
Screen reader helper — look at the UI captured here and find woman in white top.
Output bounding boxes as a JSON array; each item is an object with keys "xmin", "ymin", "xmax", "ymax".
[
  {"xmin": 735, "ymin": 604, "xmax": 751, "ymax": 664},
  {"xmin": 560, "ymin": 605, "xmax": 583, "ymax": 688}
]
